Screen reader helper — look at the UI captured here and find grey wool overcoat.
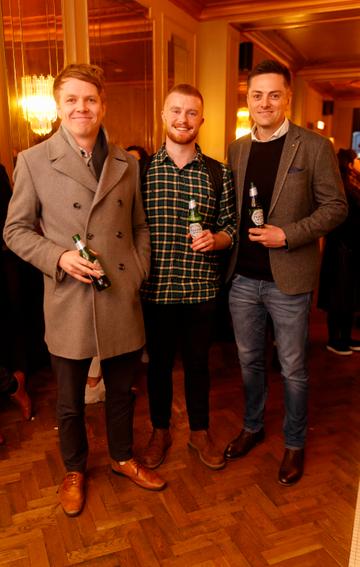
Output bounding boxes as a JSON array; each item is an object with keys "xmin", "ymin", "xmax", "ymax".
[
  {"xmin": 4, "ymin": 128, "xmax": 150, "ymax": 360},
  {"xmin": 227, "ymin": 121, "xmax": 348, "ymax": 295}
]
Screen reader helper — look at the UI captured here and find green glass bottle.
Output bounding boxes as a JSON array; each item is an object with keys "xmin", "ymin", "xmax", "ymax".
[
  {"xmin": 188, "ymin": 199, "xmax": 203, "ymax": 239},
  {"xmin": 72, "ymin": 234, "xmax": 111, "ymax": 291},
  {"xmin": 249, "ymin": 182, "xmax": 265, "ymax": 228}
]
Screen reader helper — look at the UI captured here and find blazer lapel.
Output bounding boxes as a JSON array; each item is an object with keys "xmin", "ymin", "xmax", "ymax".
[
  {"xmin": 47, "ymin": 130, "xmax": 98, "ymax": 193},
  {"xmin": 235, "ymin": 135, "xmax": 252, "ymax": 215},
  {"xmin": 269, "ymin": 123, "xmax": 301, "ymax": 214}
]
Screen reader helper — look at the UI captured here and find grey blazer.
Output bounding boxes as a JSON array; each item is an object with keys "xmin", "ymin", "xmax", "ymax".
[
  {"xmin": 227, "ymin": 121, "xmax": 348, "ymax": 295},
  {"xmin": 4, "ymin": 128, "xmax": 150, "ymax": 360}
]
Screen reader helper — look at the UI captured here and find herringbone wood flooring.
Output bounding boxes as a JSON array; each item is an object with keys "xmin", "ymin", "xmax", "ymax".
[{"xmin": 0, "ymin": 308, "xmax": 359, "ymax": 566}]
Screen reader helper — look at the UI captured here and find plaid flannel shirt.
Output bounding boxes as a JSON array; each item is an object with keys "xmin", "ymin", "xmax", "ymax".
[{"xmin": 141, "ymin": 144, "xmax": 236, "ymax": 304}]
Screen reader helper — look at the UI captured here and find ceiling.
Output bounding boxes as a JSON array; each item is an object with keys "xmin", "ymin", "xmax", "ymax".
[{"xmin": 170, "ymin": 0, "xmax": 360, "ymax": 100}]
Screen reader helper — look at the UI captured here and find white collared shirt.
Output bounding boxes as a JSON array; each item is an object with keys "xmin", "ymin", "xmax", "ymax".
[{"xmin": 251, "ymin": 117, "xmax": 289, "ymax": 143}]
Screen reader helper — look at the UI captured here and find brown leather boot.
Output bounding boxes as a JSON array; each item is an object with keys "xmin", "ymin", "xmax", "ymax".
[
  {"xmin": 141, "ymin": 428, "xmax": 172, "ymax": 469},
  {"xmin": 188, "ymin": 430, "xmax": 225, "ymax": 470},
  {"xmin": 58, "ymin": 472, "xmax": 85, "ymax": 517},
  {"xmin": 11, "ymin": 371, "xmax": 32, "ymax": 420},
  {"xmin": 111, "ymin": 458, "xmax": 166, "ymax": 491}
]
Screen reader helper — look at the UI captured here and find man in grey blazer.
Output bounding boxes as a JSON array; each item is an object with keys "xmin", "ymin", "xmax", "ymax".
[
  {"xmin": 4, "ymin": 63, "xmax": 165, "ymax": 516},
  {"xmin": 224, "ymin": 60, "xmax": 347, "ymax": 485}
]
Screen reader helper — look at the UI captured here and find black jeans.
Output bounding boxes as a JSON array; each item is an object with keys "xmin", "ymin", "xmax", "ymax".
[
  {"xmin": 51, "ymin": 351, "xmax": 140, "ymax": 472},
  {"xmin": 143, "ymin": 300, "xmax": 217, "ymax": 431}
]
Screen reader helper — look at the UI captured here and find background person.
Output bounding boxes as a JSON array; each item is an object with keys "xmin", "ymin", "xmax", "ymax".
[{"xmin": 318, "ymin": 148, "xmax": 360, "ymax": 355}]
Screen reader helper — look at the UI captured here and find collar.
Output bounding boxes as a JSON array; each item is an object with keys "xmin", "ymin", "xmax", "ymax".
[
  {"xmin": 251, "ymin": 117, "xmax": 289, "ymax": 143},
  {"xmin": 60, "ymin": 124, "xmax": 108, "ymax": 157},
  {"xmin": 157, "ymin": 143, "xmax": 203, "ymax": 165}
]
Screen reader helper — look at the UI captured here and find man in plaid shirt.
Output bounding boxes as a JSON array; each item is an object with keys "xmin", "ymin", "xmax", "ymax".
[{"xmin": 140, "ymin": 84, "xmax": 236, "ymax": 470}]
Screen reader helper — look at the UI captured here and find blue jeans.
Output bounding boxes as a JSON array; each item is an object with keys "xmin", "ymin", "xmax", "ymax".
[{"xmin": 229, "ymin": 274, "xmax": 312, "ymax": 448}]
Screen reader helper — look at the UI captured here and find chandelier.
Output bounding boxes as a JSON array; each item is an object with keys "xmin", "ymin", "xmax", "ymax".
[{"xmin": 21, "ymin": 74, "xmax": 57, "ymax": 136}]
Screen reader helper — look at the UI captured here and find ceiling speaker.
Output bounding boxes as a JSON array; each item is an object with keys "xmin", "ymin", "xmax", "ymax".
[
  {"xmin": 322, "ymin": 100, "xmax": 334, "ymax": 115},
  {"xmin": 239, "ymin": 42, "xmax": 253, "ymax": 72}
]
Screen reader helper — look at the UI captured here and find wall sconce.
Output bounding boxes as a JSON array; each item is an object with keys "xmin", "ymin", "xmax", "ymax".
[
  {"xmin": 316, "ymin": 120, "xmax": 325, "ymax": 131},
  {"xmin": 236, "ymin": 107, "xmax": 251, "ymax": 139},
  {"xmin": 21, "ymin": 74, "xmax": 57, "ymax": 136}
]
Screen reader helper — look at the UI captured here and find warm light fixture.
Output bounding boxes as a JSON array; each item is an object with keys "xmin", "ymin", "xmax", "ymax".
[
  {"xmin": 236, "ymin": 107, "xmax": 251, "ymax": 139},
  {"xmin": 21, "ymin": 74, "xmax": 57, "ymax": 136},
  {"xmin": 316, "ymin": 120, "xmax": 325, "ymax": 131}
]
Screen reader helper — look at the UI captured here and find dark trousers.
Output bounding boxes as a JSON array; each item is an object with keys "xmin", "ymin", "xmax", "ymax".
[
  {"xmin": 327, "ymin": 311, "xmax": 353, "ymax": 343},
  {"xmin": 0, "ymin": 366, "xmax": 14, "ymax": 393},
  {"xmin": 51, "ymin": 351, "xmax": 139, "ymax": 472},
  {"xmin": 143, "ymin": 300, "xmax": 217, "ymax": 431}
]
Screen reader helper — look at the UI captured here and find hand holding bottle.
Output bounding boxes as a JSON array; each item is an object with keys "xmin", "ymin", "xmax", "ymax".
[
  {"xmin": 72, "ymin": 234, "xmax": 111, "ymax": 291},
  {"xmin": 248, "ymin": 225, "xmax": 287, "ymax": 248},
  {"xmin": 58, "ymin": 250, "xmax": 103, "ymax": 284}
]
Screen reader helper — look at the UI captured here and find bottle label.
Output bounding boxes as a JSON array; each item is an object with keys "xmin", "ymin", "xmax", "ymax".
[
  {"xmin": 74, "ymin": 241, "xmax": 85, "ymax": 252},
  {"xmin": 251, "ymin": 209, "xmax": 264, "ymax": 227},
  {"xmin": 189, "ymin": 222, "xmax": 203, "ymax": 239}
]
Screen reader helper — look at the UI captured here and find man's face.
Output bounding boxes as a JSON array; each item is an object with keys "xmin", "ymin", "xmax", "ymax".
[
  {"xmin": 56, "ymin": 78, "xmax": 106, "ymax": 145},
  {"xmin": 247, "ymin": 73, "xmax": 291, "ymax": 136},
  {"xmin": 161, "ymin": 92, "xmax": 204, "ymax": 145}
]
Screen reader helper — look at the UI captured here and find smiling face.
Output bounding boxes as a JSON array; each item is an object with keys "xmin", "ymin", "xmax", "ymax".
[
  {"xmin": 247, "ymin": 73, "xmax": 291, "ymax": 140},
  {"xmin": 56, "ymin": 78, "xmax": 106, "ymax": 149},
  {"xmin": 161, "ymin": 91, "xmax": 204, "ymax": 146}
]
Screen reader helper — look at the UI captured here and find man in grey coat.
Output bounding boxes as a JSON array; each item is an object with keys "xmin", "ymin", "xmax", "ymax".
[
  {"xmin": 224, "ymin": 59, "xmax": 348, "ymax": 485},
  {"xmin": 4, "ymin": 63, "xmax": 165, "ymax": 517}
]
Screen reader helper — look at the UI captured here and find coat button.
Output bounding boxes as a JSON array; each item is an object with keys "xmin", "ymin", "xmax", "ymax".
[
  {"xmin": 118, "ymin": 263, "xmax": 125, "ymax": 270},
  {"xmin": 116, "ymin": 231, "xmax": 123, "ymax": 238},
  {"xmin": 117, "ymin": 199, "xmax": 123, "ymax": 206},
  {"xmin": 73, "ymin": 202, "xmax": 81, "ymax": 209},
  {"xmin": 87, "ymin": 233, "xmax": 94, "ymax": 240}
]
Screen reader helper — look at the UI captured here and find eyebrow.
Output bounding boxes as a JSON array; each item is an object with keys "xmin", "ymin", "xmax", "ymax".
[{"xmin": 251, "ymin": 90, "xmax": 283, "ymax": 94}]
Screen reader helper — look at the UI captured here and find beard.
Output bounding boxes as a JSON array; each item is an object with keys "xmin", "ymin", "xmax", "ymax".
[{"xmin": 166, "ymin": 126, "xmax": 198, "ymax": 145}]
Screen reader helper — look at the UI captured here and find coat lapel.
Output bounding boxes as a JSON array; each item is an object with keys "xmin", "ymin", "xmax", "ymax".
[
  {"xmin": 47, "ymin": 130, "xmax": 98, "ymax": 193},
  {"xmin": 269, "ymin": 123, "xmax": 301, "ymax": 214},
  {"xmin": 92, "ymin": 146, "xmax": 129, "ymax": 206}
]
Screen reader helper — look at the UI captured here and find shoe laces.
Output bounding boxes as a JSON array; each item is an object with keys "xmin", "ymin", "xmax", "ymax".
[{"xmin": 65, "ymin": 473, "xmax": 82, "ymax": 487}]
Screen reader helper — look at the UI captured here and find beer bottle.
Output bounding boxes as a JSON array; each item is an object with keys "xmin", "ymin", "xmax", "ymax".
[
  {"xmin": 72, "ymin": 234, "xmax": 111, "ymax": 291},
  {"xmin": 188, "ymin": 199, "xmax": 203, "ymax": 239},
  {"xmin": 249, "ymin": 182, "xmax": 265, "ymax": 228}
]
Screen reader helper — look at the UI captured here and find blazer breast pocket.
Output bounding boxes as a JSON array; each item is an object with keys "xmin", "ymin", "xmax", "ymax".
[{"xmin": 288, "ymin": 166, "xmax": 305, "ymax": 174}]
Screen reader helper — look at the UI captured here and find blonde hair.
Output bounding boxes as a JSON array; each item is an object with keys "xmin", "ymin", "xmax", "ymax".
[{"xmin": 53, "ymin": 63, "xmax": 106, "ymax": 102}]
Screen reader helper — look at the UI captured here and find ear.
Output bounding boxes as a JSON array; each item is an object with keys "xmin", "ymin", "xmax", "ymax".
[{"xmin": 56, "ymin": 105, "xmax": 62, "ymax": 120}]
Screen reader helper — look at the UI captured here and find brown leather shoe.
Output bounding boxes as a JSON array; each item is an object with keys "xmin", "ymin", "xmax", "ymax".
[
  {"xmin": 141, "ymin": 428, "xmax": 172, "ymax": 469},
  {"xmin": 224, "ymin": 428, "xmax": 265, "ymax": 460},
  {"xmin": 111, "ymin": 458, "xmax": 166, "ymax": 491},
  {"xmin": 278, "ymin": 448, "xmax": 304, "ymax": 486},
  {"xmin": 58, "ymin": 472, "xmax": 85, "ymax": 517},
  {"xmin": 188, "ymin": 430, "xmax": 225, "ymax": 470},
  {"xmin": 11, "ymin": 371, "xmax": 32, "ymax": 420}
]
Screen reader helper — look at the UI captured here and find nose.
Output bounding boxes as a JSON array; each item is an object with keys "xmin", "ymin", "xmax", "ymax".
[
  {"xmin": 76, "ymin": 99, "xmax": 88, "ymax": 112},
  {"xmin": 177, "ymin": 110, "xmax": 187, "ymax": 122},
  {"xmin": 260, "ymin": 95, "xmax": 271, "ymax": 107}
]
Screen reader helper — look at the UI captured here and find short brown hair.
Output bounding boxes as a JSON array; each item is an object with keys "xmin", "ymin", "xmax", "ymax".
[
  {"xmin": 247, "ymin": 59, "xmax": 291, "ymax": 89},
  {"xmin": 53, "ymin": 63, "xmax": 106, "ymax": 102},
  {"xmin": 164, "ymin": 83, "xmax": 204, "ymax": 107}
]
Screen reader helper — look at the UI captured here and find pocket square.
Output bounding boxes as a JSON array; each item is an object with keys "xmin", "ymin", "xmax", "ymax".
[{"xmin": 288, "ymin": 166, "xmax": 304, "ymax": 173}]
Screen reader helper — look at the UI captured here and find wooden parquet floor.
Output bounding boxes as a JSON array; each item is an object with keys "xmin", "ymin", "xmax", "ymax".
[{"xmin": 0, "ymin": 308, "xmax": 359, "ymax": 566}]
